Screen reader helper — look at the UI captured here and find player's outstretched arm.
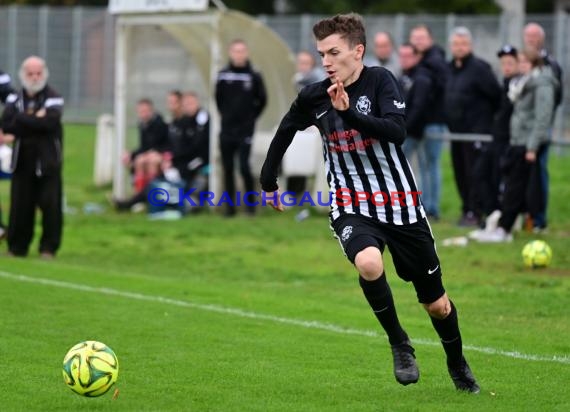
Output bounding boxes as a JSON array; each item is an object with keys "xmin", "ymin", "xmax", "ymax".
[
  {"xmin": 260, "ymin": 92, "xmax": 312, "ymax": 195},
  {"xmin": 259, "ymin": 125, "xmax": 296, "ymax": 193}
]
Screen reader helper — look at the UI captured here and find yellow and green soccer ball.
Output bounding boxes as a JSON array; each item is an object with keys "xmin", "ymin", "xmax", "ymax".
[
  {"xmin": 522, "ymin": 240, "xmax": 552, "ymax": 268},
  {"xmin": 62, "ymin": 340, "xmax": 119, "ymax": 397}
]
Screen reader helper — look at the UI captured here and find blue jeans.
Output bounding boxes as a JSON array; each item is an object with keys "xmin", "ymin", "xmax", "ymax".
[
  {"xmin": 532, "ymin": 143, "xmax": 549, "ymax": 228},
  {"xmin": 402, "ymin": 124, "xmax": 445, "ymax": 217}
]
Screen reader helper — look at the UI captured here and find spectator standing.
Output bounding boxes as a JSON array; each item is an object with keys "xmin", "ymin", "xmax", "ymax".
[
  {"xmin": 293, "ymin": 50, "xmax": 326, "ymax": 92},
  {"xmin": 481, "ymin": 46, "xmax": 520, "ymax": 219},
  {"xmin": 409, "ymin": 25, "xmax": 449, "ymax": 220},
  {"xmin": 215, "ymin": 39, "xmax": 267, "ymax": 216},
  {"xmin": 1, "ymin": 56, "xmax": 64, "ymax": 258},
  {"xmin": 444, "ymin": 27, "xmax": 501, "ymax": 226},
  {"xmin": 398, "ymin": 43, "xmax": 433, "ymax": 207},
  {"xmin": 522, "ymin": 23, "xmax": 564, "ymax": 232},
  {"xmin": 369, "ymin": 32, "xmax": 401, "ymax": 77},
  {"xmin": 477, "ymin": 49, "xmax": 559, "ymax": 242}
]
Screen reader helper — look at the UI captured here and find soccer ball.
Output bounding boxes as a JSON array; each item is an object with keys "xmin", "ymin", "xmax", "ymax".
[
  {"xmin": 522, "ymin": 240, "xmax": 552, "ymax": 268},
  {"xmin": 62, "ymin": 340, "xmax": 119, "ymax": 397}
]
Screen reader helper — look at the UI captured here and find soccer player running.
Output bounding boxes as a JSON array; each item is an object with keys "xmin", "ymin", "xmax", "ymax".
[{"xmin": 260, "ymin": 13, "xmax": 479, "ymax": 393}]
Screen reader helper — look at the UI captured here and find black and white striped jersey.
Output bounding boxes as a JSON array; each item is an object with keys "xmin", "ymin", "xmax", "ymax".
[{"xmin": 260, "ymin": 66, "xmax": 425, "ymax": 225}]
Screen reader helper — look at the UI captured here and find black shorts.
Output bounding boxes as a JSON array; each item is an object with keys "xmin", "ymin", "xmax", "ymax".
[{"xmin": 331, "ymin": 214, "xmax": 445, "ymax": 304}]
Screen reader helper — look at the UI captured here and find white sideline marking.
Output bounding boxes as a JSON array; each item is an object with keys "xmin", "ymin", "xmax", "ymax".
[{"xmin": 1, "ymin": 271, "xmax": 569, "ymax": 365}]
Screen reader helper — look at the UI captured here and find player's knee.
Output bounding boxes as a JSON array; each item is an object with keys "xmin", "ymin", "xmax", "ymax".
[
  {"xmin": 354, "ymin": 247, "xmax": 383, "ymax": 280},
  {"xmin": 133, "ymin": 156, "xmax": 144, "ymax": 168},
  {"xmin": 423, "ymin": 295, "xmax": 450, "ymax": 319},
  {"xmin": 148, "ymin": 151, "xmax": 162, "ymax": 163}
]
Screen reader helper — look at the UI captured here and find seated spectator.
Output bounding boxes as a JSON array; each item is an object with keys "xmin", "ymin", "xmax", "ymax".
[
  {"xmin": 179, "ymin": 91, "xmax": 210, "ymax": 189},
  {"xmin": 114, "ymin": 152, "xmax": 186, "ymax": 216},
  {"xmin": 112, "ymin": 91, "xmax": 211, "ymax": 214},
  {"xmin": 122, "ymin": 98, "xmax": 168, "ymax": 193}
]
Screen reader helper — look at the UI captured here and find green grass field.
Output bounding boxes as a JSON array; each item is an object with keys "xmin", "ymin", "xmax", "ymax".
[{"xmin": 0, "ymin": 124, "xmax": 569, "ymax": 411}]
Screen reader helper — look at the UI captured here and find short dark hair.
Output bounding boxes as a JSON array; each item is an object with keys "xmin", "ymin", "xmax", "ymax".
[
  {"xmin": 169, "ymin": 90, "xmax": 183, "ymax": 100},
  {"xmin": 230, "ymin": 38, "xmax": 247, "ymax": 47},
  {"xmin": 313, "ymin": 13, "xmax": 366, "ymax": 50},
  {"xmin": 137, "ymin": 98, "xmax": 153, "ymax": 107},
  {"xmin": 400, "ymin": 42, "xmax": 419, "ymax": 55},
  {"xmin": 411, "ymin": 24, "xmax": 433, "ymax": 39},
  {"xmin": 183, "ymin": 91, "xmax": 199, "ymax": 99}
]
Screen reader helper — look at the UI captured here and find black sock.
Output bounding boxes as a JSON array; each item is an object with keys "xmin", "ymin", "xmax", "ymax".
[
  {"xmin": 359, "ymin": 274, "xmax": 408, "ymax": 345},
  {"xmin": 430, "ymin": 300, "xmax": 463, "ymax": 367}
]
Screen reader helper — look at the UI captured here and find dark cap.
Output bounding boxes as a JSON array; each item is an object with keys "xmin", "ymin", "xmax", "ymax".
[{"xmin": 497, "ymin": 44, "xmax": 518, "ymax": 58}]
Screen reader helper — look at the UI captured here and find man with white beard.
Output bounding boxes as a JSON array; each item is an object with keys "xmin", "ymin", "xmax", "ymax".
[{"xmin": 1, "ymin": 56, "xmax": 64, "ymax": 259}]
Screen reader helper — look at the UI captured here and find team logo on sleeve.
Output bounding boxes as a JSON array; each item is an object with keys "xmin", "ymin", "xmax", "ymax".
[
  {"xmin": 393, "ymin": 100, "xmax": 406, "ymax": 109},
  {"xmin": 356, "ymin": 96, "xmax": 371, "ymax": 115},
  {"xmin": 341, "ymin": 225, "xmax": 353, "ymax": 241}
]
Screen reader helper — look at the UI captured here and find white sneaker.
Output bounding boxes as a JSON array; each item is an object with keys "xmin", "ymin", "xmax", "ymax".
[
  {"xmin": 467, "ymin": 229, "xmax": 484, "ymax": 240},
  {"xmin": 485, "ymin": 210, "xmax": 502, "ymax": 232},
  {"xmin": 476, "ymin": 227, "xmax": 513, "ymax": 243},
  {"xmin": 130, "ymin": 202, "xmax": 146, "ymax": 214},
  {"xmin": 532, "ymin": 227, "xmax": 548, "ymax": 235},
  {"xmin": 468, "ymin": 210, "xmax": 502, "ymax": 240},
  {"xmin": 512, "ymin": 214, "xmax": 524, "ymax": 232}
]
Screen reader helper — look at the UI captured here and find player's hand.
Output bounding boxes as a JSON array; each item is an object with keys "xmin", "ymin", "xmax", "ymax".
[
  {"xmin": 0, "ymin": 132, "xmax": 14, "ymax": 144},
  {"xmin": 327, "ymin": 77, "xmax": 349, "ymax": 111},
  {"xmin": 121, "ymin": 151, "xmax": 131, "ymax": 166},
  {"xmin": 525, "ymin": 150, "xmax": 536, "ymax": 163},
  {"xmin": 266, "ymin": 190, "xmax": 284, "ymax": 212},
  {"xmin": 36, "ymin": 108, "xmax": 46, "ymax": 118}
]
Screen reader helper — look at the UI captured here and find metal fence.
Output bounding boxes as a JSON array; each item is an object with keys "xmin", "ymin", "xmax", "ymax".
[{"xmin": 0, "ymin": 6, "xmax": 568, "ymax": 138}]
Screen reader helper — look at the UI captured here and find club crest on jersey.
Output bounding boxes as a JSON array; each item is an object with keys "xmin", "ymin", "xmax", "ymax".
[
  {"xmin": 393, "ymin": 100, "xmax": 406, "ymax": 109},
  {"xmin": 356, "ymin": 96, "xmax": 371, "ymax": 115},
  {"xmin": 341, "ymin": 225, "xmax": 353, "ymax": 241}
]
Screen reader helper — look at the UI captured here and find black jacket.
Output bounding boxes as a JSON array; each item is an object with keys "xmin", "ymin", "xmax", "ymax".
[
  {"xmin": 168, "ymin": 109, "xmax": 210, "ymax": 177},
  {"xmin": 445, "ymin": 54, "xmax": 501, "ymax": 134},
  {"xmin": 1, "ymin": 85, "xmax": 63, "ymax": 176},
  {"xmin": 131, "ymin": 113, "xmax": 169, "ymax": 160},
  {"xmin": 399, "ymin": 64, "xmax": 432, "ymax": 137},
  {"xmin": 215, "ymin": 61, "xmax": 267, "ymax": 140},
  {"xmin": 491, "ymin": 77, "xmax": 516, "ymax": 145},
  {"xmin": 418, "ymin": 45, "xmax": 449, "ymax": 124}
]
